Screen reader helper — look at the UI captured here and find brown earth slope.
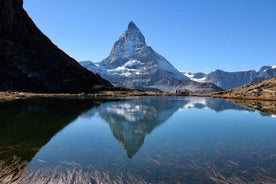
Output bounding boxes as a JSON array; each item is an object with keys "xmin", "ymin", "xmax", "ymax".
[
  {"xmin": 214, "ymin": 77, "xmax": 276, "ymax": 100},
  {"xmin": 218, "ymin": 77, "xmax": 276, "ymax": 115},
  {"xmin": 0, "ymin": 0, "xmax": 112, "ymax": 93}
]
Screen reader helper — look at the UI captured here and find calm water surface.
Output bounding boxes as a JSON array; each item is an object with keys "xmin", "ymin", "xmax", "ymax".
[{"xmin": 0, "ymin": 97, "xmax": 276, "ymax": 183}]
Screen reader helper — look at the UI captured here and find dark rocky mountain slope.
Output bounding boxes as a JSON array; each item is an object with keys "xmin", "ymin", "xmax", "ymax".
[{"xmin": 0, "ymin": 0, "xmax": 112, "ymax": 93}]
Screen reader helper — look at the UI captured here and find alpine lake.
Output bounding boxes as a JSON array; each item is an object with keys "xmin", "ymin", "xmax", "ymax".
[{"xmin": 0, "ymin": 96, "xmax": 276, "ymax": 184}]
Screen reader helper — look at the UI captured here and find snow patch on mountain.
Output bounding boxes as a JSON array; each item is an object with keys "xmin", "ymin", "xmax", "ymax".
[
  {"xmin": 183, "ymin": 72, "xmax": 207, "ymax": 83},
  {"xmin": 107, "ymin": 60, "xmax": 144, "ymax": 77}
]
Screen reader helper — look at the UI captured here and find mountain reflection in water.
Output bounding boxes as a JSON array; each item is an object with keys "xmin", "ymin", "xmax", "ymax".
[
  {"xmin": 1, "ymin": 97, "xmax": 276, "ymax": 183},
  {"xmin": 82, "ymin": 97, "xmax": 185, "ymax": 158},
  {"xmin": 81, "ymin": 97, "xmax": 254, "ymax": 158}
]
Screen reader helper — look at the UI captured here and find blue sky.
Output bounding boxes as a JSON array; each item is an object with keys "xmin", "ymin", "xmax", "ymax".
[{"xmin": 24, "ymin": 0, "xmax": 276, "ymax": 73}]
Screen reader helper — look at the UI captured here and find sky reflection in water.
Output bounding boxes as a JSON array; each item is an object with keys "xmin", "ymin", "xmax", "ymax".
[{"xmin": 1, "ymin": 97, "xmax": 276, "ymax": 183}]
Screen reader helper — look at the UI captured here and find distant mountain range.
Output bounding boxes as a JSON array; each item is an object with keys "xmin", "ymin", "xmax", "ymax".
[
  {"xmin": 81, "ymin": 22, "xmax": 222, "ymax": 93},
  {"xmin": 0, "ymin": 0, "xmax": 112, "ymax": 93},
  {"xmin": 81, "ymin": 22, "xmax": 275, "ymax": 93},
  {"xmin": 183, "ymin": 66, "xmax": 276, "ymax": 90}
]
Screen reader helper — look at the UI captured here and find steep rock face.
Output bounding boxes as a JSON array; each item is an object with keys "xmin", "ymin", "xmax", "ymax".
[
  {"xmin": 255, "ymin": 66, "xmax": 276, "ymax": 82},
  {"xmin": 0, "ymin": 0, "xmax": 112, "ymax": 93},
  {"xmin": 81, "ymin": 22, "xmax": 221, "ymax": 93}
]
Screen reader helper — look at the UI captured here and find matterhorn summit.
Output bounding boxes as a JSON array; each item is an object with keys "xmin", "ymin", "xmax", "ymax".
[
  {"xmin": 81, "ymin": 22, "xmax": 221, "ymax": 93},
  {"xmin": 112, "ymin": 21, "xmax": 146, "ymax": 52},
  {"xmin": 100, "ymin": 21, "xmax": 187, "ymax": 82}
]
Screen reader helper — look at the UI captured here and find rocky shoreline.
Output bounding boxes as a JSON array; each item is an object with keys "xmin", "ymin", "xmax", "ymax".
[
  {"xmin": 1, "ymin": 90, "xmax": 275, "ymax": 117},
  {"xmin": 1, "ymin": 90, "xmax": 275, "ymax": 102},
  {"xmin": 0, "ymin": 90, "xmax": 170, "ymax": 102}
]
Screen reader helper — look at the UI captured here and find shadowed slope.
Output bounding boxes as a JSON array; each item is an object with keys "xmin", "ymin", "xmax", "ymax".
[{"xmin": 0, "ymin": 0, "xmax": 112, "ymax": 93}]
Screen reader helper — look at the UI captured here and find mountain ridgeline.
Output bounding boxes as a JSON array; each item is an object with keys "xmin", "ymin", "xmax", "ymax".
[
  {"xmin": 0, "ymin": 0, "xmax": 112, "ymax": 93},
  {"xmin": 1, "ymin": 0, "xmax": 273, "ymax": 94},
  {"xmin": 183, "ymin": 66, "xmax": 276, "ymax": 90},
  {"xmin": 81, "ymin": 22, "xmax": 222, "ymax": 93}
]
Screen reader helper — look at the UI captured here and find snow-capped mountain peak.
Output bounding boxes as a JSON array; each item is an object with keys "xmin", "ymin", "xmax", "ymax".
[
  {"xmin": 99, "ymin": 21, "xmax": 189, "ymax": 84},
  {"xmin": 126, "ymin": 21, "xmax": 146, "ymax": 44},
  {"xmin": 81, "ymin": 22, "xmax": 222, "ymax": 93},
  {"xmin": 109, "ymin": 21, "xmax": 146, "ymax": 63}
]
